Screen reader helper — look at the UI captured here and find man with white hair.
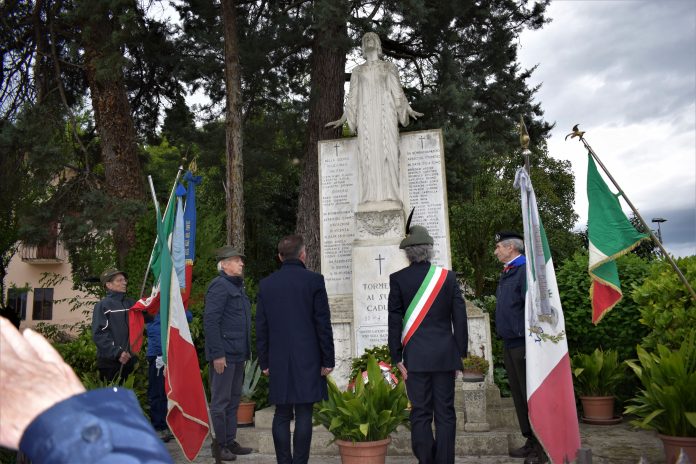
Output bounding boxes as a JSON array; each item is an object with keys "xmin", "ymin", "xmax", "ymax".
[
  {"xmin": 494, "ymin": 232, "xmax": 546, "ymax": 464},
  {"xmin": 388, "ymin": 224, "xmax": 468, "ymax": 464},
  {"xmin": 204, "ymin": 246, "xmax": 253, "ymax": 461}
]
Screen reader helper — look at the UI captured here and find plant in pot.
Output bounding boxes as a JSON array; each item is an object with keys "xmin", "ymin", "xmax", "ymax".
[
  {"xmin": 313, "ymin": 355, "xmax": 410, "ymax": 464},
  {"xmin": 237, "ymin": 357, "xmax": 262, "ymax": 425},
  {"xmin": 461, "ymin": 354, "xmax": 490, "ymax": 382},
  {"xmin": 624, "ymin": 332, "xmax": 696, "ymax": 464},
  {"xmin": 571, "ymin": 348, "xmax": 624, "ymax": 423}
]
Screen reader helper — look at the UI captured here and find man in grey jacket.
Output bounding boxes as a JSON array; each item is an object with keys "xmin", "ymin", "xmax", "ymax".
[
  {"xmin": 204, "ymin": 246, "xmax": 253, "ymax": 461},
  {"xmin": 92, "ymin": 268, "xmax": 136, "ymax": 383}
]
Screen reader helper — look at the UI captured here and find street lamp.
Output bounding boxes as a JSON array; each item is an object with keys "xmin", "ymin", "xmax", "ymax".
[{"xmin": 652, "ymin": 217, "xmax": 667, "ymax": 243}]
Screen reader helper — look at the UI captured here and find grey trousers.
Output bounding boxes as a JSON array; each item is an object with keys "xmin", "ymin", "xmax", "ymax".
[{"xmin": 209, "ymin": 360, "xmax": 245, "ymax": 447}]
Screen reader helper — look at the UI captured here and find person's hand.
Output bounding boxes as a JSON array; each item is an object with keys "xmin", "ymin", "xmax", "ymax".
[
  {"xmin": 408, "ymin": 108, "xmax": 424, "ymax": 119},
  {"xmin": 262, "ymin": 368, "xmax": 269, "ymax": 376},
  {"xmin": 325, "ymin": 115, "xmax": 346, "ymax": 129},
  {"xmin": 118, "ymin": 350, "xmax": 131, "ymax": 365},
  {"xmin": 321, "ymin": 367, "xmax": 333, "ymax": 376},
  {"xmin": 213, "ymin": 357, "xmax": 227, "ymax": 374},
  {"xmin": 455, "ymin": 370, "xmax": 462, "ymax": 379},
  {"xmin": 397, "ymin": 361, "xmax": 408, "ymax": 381},
  {"xmin": 0, "ymin": 317, "xmax": 86, "ymax": 450}
]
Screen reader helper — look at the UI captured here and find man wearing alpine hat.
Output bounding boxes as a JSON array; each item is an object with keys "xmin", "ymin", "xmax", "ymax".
[{"xmin": 387, "ymin": 221, "xmax": 468, "ymax": 464}]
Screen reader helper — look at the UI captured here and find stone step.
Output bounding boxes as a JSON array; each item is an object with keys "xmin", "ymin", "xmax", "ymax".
[
  {"xmin": 238, "ymin": 407, "xmax": 525, "ymax": 457},
  {"xmin": 239, "ymin": 424, "xmax": 518, "ymax": 456}
]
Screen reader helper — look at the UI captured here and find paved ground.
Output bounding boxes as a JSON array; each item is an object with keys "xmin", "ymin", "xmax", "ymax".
[{"xmin": 167, "ymin": 420, "xmax": 666, "ymax": 464}]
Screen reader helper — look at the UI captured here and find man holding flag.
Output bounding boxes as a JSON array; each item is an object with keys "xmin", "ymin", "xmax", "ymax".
[
  {"xmin": 512, "ymin": 167, "xmax": 581, "ymax": 464},
  {"xmin": 493, "ymin": 231, "xmax": 544, "ymax": 463}
]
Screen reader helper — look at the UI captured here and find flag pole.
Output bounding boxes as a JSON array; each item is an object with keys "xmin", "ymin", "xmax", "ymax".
[
  {"xmin": 566, "ymin": 125, "xmax": 696, "ymax": 302},
  {"xmin": 139, "ymin": 166, "xmax": 185, "ymax": 298},
  {"xmin": 519, "ymin": 116, "xmax": 531, "ymax": 174}
]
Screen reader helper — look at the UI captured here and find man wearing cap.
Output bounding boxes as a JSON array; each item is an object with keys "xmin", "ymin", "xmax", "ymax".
[
  {"xmin": 92, "ymin": 268, "xmax": 136, "ymax": 382},
  {"xmin": 256, "ymin": 235, "xmax": 335, "ymax": 464},
  {"xmin": 388, "ymin": 225, "xmax": 468, "ymax": 464},
  {"xmin": 204, "ymin": 246, "xmax": 253, "ymax": 461},
  {"xmin": 494, "ymin": 232, "xmax": 545, "ymax": 463}
]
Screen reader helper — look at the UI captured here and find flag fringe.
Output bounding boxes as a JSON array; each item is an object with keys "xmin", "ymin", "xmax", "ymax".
[{"xmin": 588, "ymin": 235, "xmax": 650, "ymax": 274}]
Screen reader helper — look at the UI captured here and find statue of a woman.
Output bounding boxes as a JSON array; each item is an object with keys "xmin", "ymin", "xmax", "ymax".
[{"xmin": 327, "ymin": 32, "xmax": 423, "ymax": 207}]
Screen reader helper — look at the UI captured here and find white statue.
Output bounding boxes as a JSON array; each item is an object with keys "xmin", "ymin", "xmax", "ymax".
[{"xmin": 326, "ymin": 32, "xmax": 423, "ymax": 207}]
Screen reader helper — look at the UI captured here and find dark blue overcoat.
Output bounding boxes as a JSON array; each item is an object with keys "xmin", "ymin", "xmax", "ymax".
[{"xmin": 256, "ymin": 259, "xmax": 335, "ymax": 405}]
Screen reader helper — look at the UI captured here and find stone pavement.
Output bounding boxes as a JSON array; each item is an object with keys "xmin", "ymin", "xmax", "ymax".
[{"xmin": 167, "ymin": 420, "xmax": 666, "ymax": 464}]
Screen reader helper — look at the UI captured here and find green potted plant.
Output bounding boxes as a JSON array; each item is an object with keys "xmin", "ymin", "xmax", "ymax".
[
  {"xmin": 624, "ymin": 332, "xmax": 696, "ymax": 464},
  {"xmin": 461, "ymin": 354, "xmax": 490, "ymax": 382},
  {"xmin": 237, "ymin": 357, "xmax": 262, "ymax": 425},
  {"xmin": 313, "ymin": 355, "xmax": 410, "ymax": 464},
  {"xmin": 571, "ymin": 348, "xmax": 624, "ymax": 423}
]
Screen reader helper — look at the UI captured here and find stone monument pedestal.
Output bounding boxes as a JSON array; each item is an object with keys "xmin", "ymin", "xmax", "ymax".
[{"xmin": 462, "ymin": 380, "xmax": 490, "ymax": 432}]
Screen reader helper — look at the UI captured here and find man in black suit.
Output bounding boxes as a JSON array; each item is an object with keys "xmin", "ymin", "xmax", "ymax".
[
  {"xmin": 256, "ymin": 235, "xmax": 335, "ymax": 464},
  {"xmin": 388, "ymin": 225, "xmax": 468, "ymax": 464}
]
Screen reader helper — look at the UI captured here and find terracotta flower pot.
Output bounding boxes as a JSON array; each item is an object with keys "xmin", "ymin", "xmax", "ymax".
[
  {"xmin": 237, "ymin": 401, "xmax": 256, "ymax": 425},
  {"xmin": 335, "ymin": 436, "xmax": 391, "ymax": 464},
  {"xmin": 659, "ymin": 434, "xmax": 696, "ymax": 464},
  {"xmin": 580, "ymin": 395, "xmax": 614, "ymax": 420}
]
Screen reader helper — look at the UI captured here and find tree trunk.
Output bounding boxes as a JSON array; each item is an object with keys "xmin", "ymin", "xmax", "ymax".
[
  {"xmin": 295, "ymin": 4, "xmax": 348, "ymax": 271},
  {"xmin": 221, "ymin": 0, "xmax": 244, "ymax": 251},
  {"xmin": 82, "ymin": 11, "xmax": 146, "ymax": 267}
]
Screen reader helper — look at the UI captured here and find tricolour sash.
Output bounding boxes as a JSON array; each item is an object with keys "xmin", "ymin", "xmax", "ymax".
[{"xmin": 401, "ymin": 265, "xmax": 448, "ymax": 346}]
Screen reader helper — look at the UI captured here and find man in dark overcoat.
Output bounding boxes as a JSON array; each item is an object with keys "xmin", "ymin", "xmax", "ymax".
[
  {"xmin": 204, "ymin": 246, "xmax": 253, "ymax": 461},
  {"xmin": 388, "ymin": 225, "xmax": 468, "ymax": 464},
  {"xmin": 256, "ymin": 235, "xmax": 335, "ymax": 464}
]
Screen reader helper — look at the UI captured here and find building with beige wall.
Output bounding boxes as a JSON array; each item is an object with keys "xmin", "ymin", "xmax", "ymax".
[{"xmin": 3, "ymin": 241, "xmax": 96, "ymax": 331}]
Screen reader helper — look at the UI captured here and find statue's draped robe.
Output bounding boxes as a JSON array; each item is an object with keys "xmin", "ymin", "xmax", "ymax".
[{"xmin": 345, "ymin": 60, "xmax": 413, "ymax": 204}]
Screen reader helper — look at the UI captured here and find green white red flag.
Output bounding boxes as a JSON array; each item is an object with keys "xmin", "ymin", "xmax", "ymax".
[
  {"xmin": 587, "ymin": 154, "xmax": 648, "ymax": 324},
  {"xmin": 158, "ymin": 185, "xmax": 210, "ymax": 461},
  {"xmin": 515, "ymin": 168, "xmax": 580, "ymax": 464}
]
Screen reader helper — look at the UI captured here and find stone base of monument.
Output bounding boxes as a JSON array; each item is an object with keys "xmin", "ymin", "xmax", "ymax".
[{"xmin": 235, "ymin": 384, "xmax": 528, "ymax": 457}]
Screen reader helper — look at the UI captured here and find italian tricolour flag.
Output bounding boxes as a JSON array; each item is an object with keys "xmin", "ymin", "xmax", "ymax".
[
  {"xmin": 515, "ymin": 168, "xmax": 580, "ymax": 464},
  {"xmin": 587, "ymin": 154, "xmax": 648, "ymax": 324},
  {"xmin": 157, "ymin": 182, "xmax": 209, "ymax": 461}
]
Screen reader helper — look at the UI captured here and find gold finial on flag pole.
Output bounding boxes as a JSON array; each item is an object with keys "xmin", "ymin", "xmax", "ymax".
[{"xmin": 519, "ymin": 115, "xmax": 531, "ymax": 173}]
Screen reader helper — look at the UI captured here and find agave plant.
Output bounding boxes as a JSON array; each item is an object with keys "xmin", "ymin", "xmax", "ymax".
[
  {"xmin": 313, "ymin": 355, "xmax": 409, "ymax": 442},
  {"xmin": 240, "ymin": 357, "xmax": 262, "ymax": 402},
  {"xmin": 624, "ymin": 332, "xmax": 696, "ymax": 437},
  {"xmin": 571, "ymin": 348, "xmax": 624, "ymax": 397}
]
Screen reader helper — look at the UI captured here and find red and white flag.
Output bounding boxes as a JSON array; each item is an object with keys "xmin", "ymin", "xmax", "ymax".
[{"xmin": 515, "ymin": 168, "xmax": 580, "ymax": 463}]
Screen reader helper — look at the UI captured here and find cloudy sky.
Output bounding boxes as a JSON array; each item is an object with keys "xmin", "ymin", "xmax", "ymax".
[{"xmin": 517, "ymin": 0, "xmax": 695, "ymax": 257}]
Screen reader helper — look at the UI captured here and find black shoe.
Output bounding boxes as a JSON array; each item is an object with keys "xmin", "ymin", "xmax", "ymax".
[
  {"xmin": 157, "ymin": 429, "xmax": 174, "ymax": 443},
  {"xmin": 227, "ymin": 441, "xmax": 252, "ymax": 455},
  {"xmin": 524, "ymin": 445, "xmax": 549, "ymax": 464},
  {"xmin": 510, "ymin": 438, "xmax": 535, "ymax": 458},
  {"xmin": 211, "ymin": 442, "xmax": 237, "ymax": 461}
]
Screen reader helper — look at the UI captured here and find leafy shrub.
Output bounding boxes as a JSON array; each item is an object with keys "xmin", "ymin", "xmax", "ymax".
[
  {"xmin": 624, "ymin": 331, "xmax": 696, "ymax": 437},
  {"xmin": 462, "ymin": 354, "xmax": 489, "ymax": 374},
  {"xmin": 632, "ymin": 255, "xmax": 696, "ymax": 352},
  {"xmin": 571, "ymin": 348, "xmax": 624, "ymax": 396},
  {"xmin": 558, "ymin": 251, "xmax": 651, "ymax": 361}
]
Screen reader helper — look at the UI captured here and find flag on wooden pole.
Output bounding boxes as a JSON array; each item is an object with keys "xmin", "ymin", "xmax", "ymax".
[
  {"xmin": 515, "ymin": 168, "xmax": 580, "ymax": 464},
  {"xmin": 158, "ymin": 183, "xmax": 209, "ymax": 461},
  {"xmin": 587, "ymin": 154, "xmax": 648, "ymax": 324}
]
